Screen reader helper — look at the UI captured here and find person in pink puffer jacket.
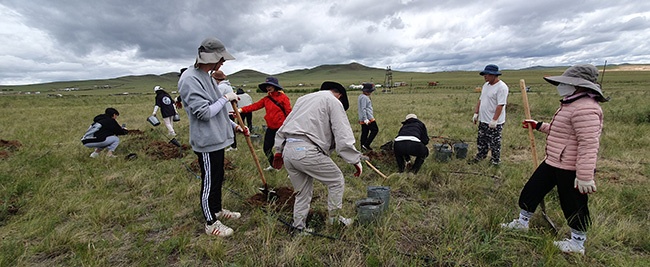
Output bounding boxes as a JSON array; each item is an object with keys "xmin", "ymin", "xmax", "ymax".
[{"xmin": 500, "ymin": 64, "xmax": 609, "ymax": 255}]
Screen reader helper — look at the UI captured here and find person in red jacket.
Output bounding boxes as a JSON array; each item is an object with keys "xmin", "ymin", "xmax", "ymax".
[
  {"xmin": 500, "ymin": 64, "xmax": 608, "ymax": 255},
  {"xmin": 239, "ymin": 76, "xmax": 292, "ymax": 170}
]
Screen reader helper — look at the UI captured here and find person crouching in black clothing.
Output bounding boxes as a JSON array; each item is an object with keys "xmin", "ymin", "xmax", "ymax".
[{"xmin": 393, "ymin": 114, "xmax": 429, "ymax": 173}]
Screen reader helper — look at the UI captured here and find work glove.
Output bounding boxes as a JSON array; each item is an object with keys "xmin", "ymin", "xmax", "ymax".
[
  {"xmin": 363, "ymin": 119, "xmax": 370, "ymax": 125},
  {"xmin": 360, "ymin": 155, "xmax": 370, "ymax": 162},
  {"xmin": 575, "ymin": 178, "xmax": 597, "ymax": 194},
  {"xmin": 272, "ymin": 153, "xmax": 284, "ymax": 169},
  {"xmin": 488, "ymin": 119, "xmax": 498, "ymax": 129},
  {"xmin": 353, "ymin": 162, "xmax": 363, "ymax": 177},
  {"xmin": 224, "ymin": 92, "xmax": 239, "ymax": 102},
  {"xmin": 235, "ymin": 125, "xmax": 250, "ymax": 136},
  {"xmin": 522, "ymin": 119, "xmax": 541, "ymax": 130},
  {"xmin": 237, "ymin": 108, "xmax": 243, "ymax": 113},
  {"xmin": 472, "ymin": 113, "xmax": 478, "ymax": 124}
]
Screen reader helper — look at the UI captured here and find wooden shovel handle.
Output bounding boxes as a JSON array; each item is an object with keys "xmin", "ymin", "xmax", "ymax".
[
  {"xmin": 231, "ymin": 102, "xmax": 267, "ymax": 187},
  {"xmin": 519, "ymin": 79, "xmax": 539, "ymax": 166},
  {"xmin": 365, "ymin": 160, "xmax": 388, "ymax": 179}
]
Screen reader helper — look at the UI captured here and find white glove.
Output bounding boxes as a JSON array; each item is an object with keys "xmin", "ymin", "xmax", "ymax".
[
  {"xmin": 363, "ymin": 119, "xmax": 370, "ymax": 125},
  {"xmin": 472, "ymin": 113, "xmax": 478, "ymax": 124},
  {"xmin": 574, "ymin": 178, "xmax": 596, "ymax": 194},
  {"xmin": 489, "ymin": 119, "xmax": 498, "ymax": 129},
  {"xmin": 224, "ymin": 92, "xmax": 238, "ymax": 102},
  {"xmin": 237, "ymin": 108, "xmax": 243, "ymax": 113}
]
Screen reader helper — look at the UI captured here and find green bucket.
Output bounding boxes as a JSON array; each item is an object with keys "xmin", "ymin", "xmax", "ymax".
[{"xmin": 355, "ymin": 198, "xmax": 383, "ymax": 224}]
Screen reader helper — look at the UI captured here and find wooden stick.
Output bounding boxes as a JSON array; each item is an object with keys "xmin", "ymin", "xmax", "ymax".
[
  {"xmin": 519, "ymin": 79, "xmax": 558, "ymax": 233},
  {"xmin": 365, "ymin": 160, "xmax": 388, "ymax": 179},
  {"xmin": 232, "ymin": 102, "xmax": 268, "ymax": 188},
  {"xmin": 519, "ymin": 79, "xmax": 538, "ymax": 165}
]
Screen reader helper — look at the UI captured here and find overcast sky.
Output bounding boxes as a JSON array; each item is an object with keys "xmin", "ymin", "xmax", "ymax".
[{"xmin": 1, "ymin": 0, "xmax": 649, "ymax": 85}]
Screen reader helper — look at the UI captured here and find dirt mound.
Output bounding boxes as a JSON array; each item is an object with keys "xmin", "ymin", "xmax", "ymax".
[
  {"xmin": 126, "ymin": 129, "xmax": 144, "ymax": 135},
  {"xmin": 145, "ymin": 141, "xmax": 190, "ymax": 160},
  {"xmin": 247, "ymin": 186, "xmax": 296, "ymax": 212},
  {"xmin": 0, "ymin": 139, "xmax": 22, "ymax": 150},
  {"xmin": 189, "ymin": 158, "xmax": 235, "ymax": 173},
  {"xmin": 0, "ymin": 139, "xmax": 21, "ymax": 159}
]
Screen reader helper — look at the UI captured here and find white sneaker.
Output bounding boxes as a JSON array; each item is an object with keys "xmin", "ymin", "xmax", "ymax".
[
  {"xmin": 216, "ymin": 209, "xmax": 241, "ymax": 220},
  {"xmin": 168, "ymin": 132, "xmax": 177, "ymax": 137},
  {"xmin": 327, "ymin": 215, "xmax": 354, "ymax": 226},
  {"xmin": 264, "ymin": 166, "xmax": 275, "ymax": 171},
  {"xmin": 205, "ymin": 220, "xmax": 233, "ymax": 237},
  {"xmin": 225, "ymin": 147, "xmax": 236, "ymax": 152},
  {"xmin": 294, "ymin": 227, "xmax": 314, "ymax": 236},
  {"xmin": 90, "ymin": 152, "xmax": 99, "ymax": 158},
  {"xmin": 553, "ymin": 239, "xmax": 585, "ymax": 255},
  {"xmin": 500, "ymin": 219, "xmax": 529, "ymax": 231}
]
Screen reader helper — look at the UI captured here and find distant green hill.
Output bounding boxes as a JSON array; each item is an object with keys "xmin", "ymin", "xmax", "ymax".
[{"xmin": 1, "ymin": 62, "xmax": 644, "ymax": 95}]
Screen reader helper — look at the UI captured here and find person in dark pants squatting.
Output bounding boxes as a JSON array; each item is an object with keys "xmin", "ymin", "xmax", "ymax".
[
  {"xmin": 500, "ymin": 64, "xmax": 608, "ymax": 255},
  {"xmin": 393, "ymin": 114, "xmax": 429, "ymax": 174},
  {"xmin": 179, "ymin": 37, "xmax": 249, "ymax": 238},
  {"xmin": 470, "ymin": 64, "xmax": 509, "ymax": 165}
]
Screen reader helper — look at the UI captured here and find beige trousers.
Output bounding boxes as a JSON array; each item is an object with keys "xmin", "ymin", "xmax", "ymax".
[{"xmin": 283, "ymin": 141, "xmax": 345, "ymax": 229}]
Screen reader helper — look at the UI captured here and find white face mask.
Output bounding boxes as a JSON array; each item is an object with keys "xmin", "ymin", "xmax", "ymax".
[{"xmin": 557, "ymin": 83, "xmax": 577, "ymax": 97}]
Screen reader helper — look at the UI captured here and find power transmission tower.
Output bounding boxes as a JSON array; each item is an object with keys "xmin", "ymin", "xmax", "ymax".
[{"xmin": 383, "ymin": 66, "xmax": 393, "ymax": 93}]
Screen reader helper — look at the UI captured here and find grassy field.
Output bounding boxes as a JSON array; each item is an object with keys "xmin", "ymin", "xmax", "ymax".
[{"xmin": 1, "ymin": 67, "xmax": 649, "ymax": 266}]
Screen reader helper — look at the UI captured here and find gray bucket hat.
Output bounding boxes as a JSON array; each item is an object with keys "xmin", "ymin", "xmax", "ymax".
[
  {"xmin": 196, "ymin": 37, "xmax": 235, "ymax": 64},
  {"xmin": 543, "ymin": 64, "xmax": 608, "ymax": 102}
]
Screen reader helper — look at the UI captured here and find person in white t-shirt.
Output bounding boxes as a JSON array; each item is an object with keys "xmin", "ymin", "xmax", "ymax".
[{"xmin": 470, "ymin": 64, "xmax": 509, "ymax": 165}]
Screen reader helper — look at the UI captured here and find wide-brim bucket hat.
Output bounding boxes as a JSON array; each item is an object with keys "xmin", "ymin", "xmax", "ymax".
[
  {"xmin": 479, "ymin": 64, "xmax": 502, "ymax": 76},
  {"xmin": 196, "ymin": 37, "xmax": 235, "ymax": 64},
  {"xmin": 258, "ymin": 76, "xmax": 283, "ymax": 92},
  {"xmin": 543, "ymin": 64, "xmax": 609, "ymax": 102},
  {"xmin": 320, "ymin": 81, "xmax": 349, "ymax": 111},
  {"xmin": 362, "ymin": 82, "xmax": 375, "ymax": 93}
]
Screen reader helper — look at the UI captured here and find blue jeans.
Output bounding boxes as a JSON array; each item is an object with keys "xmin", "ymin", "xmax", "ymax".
[{"xmin": 83, "ymin": 136, "xmax": 120, "ymax": 152}]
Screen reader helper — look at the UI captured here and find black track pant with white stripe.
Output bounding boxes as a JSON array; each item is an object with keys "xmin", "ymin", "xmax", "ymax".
[{"xmin": 195, "ymin": 150, "xmax": 225, "ymax": 224}]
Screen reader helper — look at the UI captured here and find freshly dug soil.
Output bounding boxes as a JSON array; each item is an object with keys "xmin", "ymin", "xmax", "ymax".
[{"xmin": 145, "ymin": 141, "xmax": 190, "ymax": 160}]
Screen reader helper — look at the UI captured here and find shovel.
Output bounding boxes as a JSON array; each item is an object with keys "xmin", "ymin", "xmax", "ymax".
[
  {"xmin": 365, "ymin": 160, "xmax": 389, "ymax": 184},
  {"xmin": 231, "ymin": 102, "xmax": 277, "ymax": 199},
  {"xmin": 520, "ymin": 79, "xmax": 558, "ymax": 233}
]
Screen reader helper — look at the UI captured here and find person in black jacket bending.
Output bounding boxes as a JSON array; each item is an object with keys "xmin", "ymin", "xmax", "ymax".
[
  {"xmin": 393, "ymin": 114, "xmax": 430, "ymax": 173},
  {"xmin": 81, "ymin": 107, "xmax": 128, "ymax": 158}
]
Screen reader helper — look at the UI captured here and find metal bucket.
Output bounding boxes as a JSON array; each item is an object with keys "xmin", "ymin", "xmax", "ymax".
[
  {"xmin": 367, "ymin": 186, "xmax": 390, "ymax": 211},
  {"xmin": 147, "ymin": 115, "xmax": 160, "ymax": 126},
  {"xmin": 249, "ymin": 134, "xmax": 261, "ymax": 144},
  {"xmin": 172, "ymin": 114, "xmax": 180, "ymax": 122},
  {"xmin": 169, "ymin": 138, "xmax": 181, "ymax": 147},
  {"xmin": 355, "ymin": 198, "xmax": 383, "ymax": 224},
  {"xmin": 434, "ymin": 143, "xmax": 452, "ymax": 162},
  {"xmin": 453, "ymin": 142, "xmax": 468, "ymax": 159}
]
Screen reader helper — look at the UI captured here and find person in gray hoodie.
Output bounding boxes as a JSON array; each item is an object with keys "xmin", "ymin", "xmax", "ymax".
[{"xmin": 178, "ymin": 37, "xmax": 249, "ymax": 238}]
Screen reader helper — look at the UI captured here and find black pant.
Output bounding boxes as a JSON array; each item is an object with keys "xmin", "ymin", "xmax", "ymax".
[
  {"xmin": 360, "ymin": 121, "xmax": 379, "ymax": 148},
  {"xmin": 240, "ymin": 112, "xmax": 253, "ymax": 130},
  {"xmin": 195, "ymin": 150, "xmax": 225, "ymax": 224},
  {"xmin": 394, "ymin": 140, "xmax": 429, "ymax": 173},
  {"xmin": 518, "ymin": 161, "xmax": 591, "ymax": 232},
  {"xmin": 263, "ymin": 128, "xmax": 278, "ymax": 166},
  {"xmin": 228, "ymin": 114, "xmax": 237, "ymax": 148}
]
